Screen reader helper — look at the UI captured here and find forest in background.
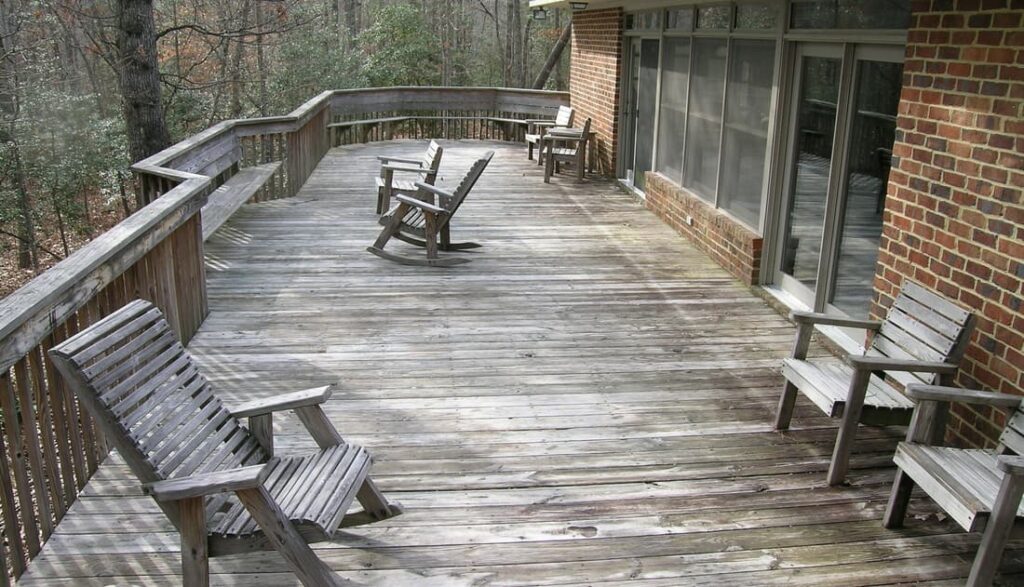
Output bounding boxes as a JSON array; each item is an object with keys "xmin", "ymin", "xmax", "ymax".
[{"xmin": 0, "ymin": 0, "xmax": 571, "ymax": 296}]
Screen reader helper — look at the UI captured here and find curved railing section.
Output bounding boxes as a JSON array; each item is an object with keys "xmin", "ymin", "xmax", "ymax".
[{"xmin": 0, "ymin": 86, "xmax": 569, "ymax": 582}]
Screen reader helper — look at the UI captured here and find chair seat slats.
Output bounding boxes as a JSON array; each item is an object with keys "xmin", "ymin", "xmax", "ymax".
[
  {"xmin": 210, "ymin": 444, "xmax": 369, "ymax": 538},
  {"xmin": 782, "ymin": 358, "xmax": 916, "ymax": 414}
]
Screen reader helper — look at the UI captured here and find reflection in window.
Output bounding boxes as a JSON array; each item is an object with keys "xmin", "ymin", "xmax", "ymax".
[
  {"xmin": 736, "ymin": 3, "xmax": 778, "ymax": 29},
  {"xmin": 697, "ymin": 5, "xmax": 731, "ymax": 29},
  {"xmin": 666, "ymin": 8, "xmax": 694, "ymax": 31},
  {"xmin": 719, "ymin": 40, "xmax": 775, "ymax": 229},
  {"xmin": 790, "ymin": 0, "xmax": 910, "ymax": 29},
  {"xmin": 830, "ymin": 60, "xmax": 903, "ymax": 318},
  {"xmin": 683, "ymin": 38, "xmax": 727, "ymax": 199},
  {"xmin": 656, "ymin": 38, "xmax": 691, "ymax": 183}
]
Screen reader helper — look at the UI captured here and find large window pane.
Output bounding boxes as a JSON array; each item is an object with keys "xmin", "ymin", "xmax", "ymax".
[
  {"xmin": 719, "ymin": 39, "xmax": 776, "ymax": 229},
  {"xmin": 829, "ymin": 60, "xmax": 903, "ymax": 318},
  {"xmin": 655, "ymin": 38, "xmax": 691, "ymax": 183},
  {"xmin": 683, "ymin": 38, "xmax": 727, "ymax": 199}
]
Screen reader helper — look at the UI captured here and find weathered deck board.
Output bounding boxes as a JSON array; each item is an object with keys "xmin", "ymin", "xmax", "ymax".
[{"xmin": 18, "ymin": 141, "xmax": 1024, "ymax": 585}]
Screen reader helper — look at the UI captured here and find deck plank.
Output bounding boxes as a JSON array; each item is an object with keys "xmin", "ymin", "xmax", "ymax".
[{"xmin": 18, "ymin": 140, "xmax": 1024, "ymax": 585}]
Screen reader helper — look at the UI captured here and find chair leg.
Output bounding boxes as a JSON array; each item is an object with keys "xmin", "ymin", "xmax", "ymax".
[
  {"xmin": 575, "ymin": 151, "xmax": 585, "ymax": 183},
  {"xmin": 544, "ymin": 151, "xmax": 554, "ymax": 183},
  {"xmin": 827, "ymin": 369, "xmax": 871, "ymax": 486},
  {"xmin": 967, "ymin": 472, "xmax": 1024, "ymax": 587},
  {"xmin": 180, "ymin": 497, "xmax": 209, "ymax": 587},
  {"xmin": 440, "ymin": 224, "xmax": 452, "ymax": 251},
  {"xmin": 423, "ymin": 212, "xmax": 439, "ymax": 261},
  {"xmin": 237, "ymin": 487, "xmax": 349, "ymax": 587},
  {"xmin": 774, "ymin": 381, "xmax": 799, "ymax": 431},
  {"xmin": 528, "ymin": 142, "xmax": 534, "ymax": 161},
  {"xmin": 356, "ymin": 477, "xmax": 403, "ymax": 520},
  {"xmin": 882, "ymin": 468, "xmax": 915, "ymax": 528},
  {"xmin": 370, "ymin": 202, "xmax": 409, "ymax": 252}
]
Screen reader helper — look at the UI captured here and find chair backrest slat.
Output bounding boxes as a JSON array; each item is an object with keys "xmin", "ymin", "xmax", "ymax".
[
  {"xmin": 48, "ymin": 300, "xmax": 268, "ymax": 530},
  {"xmin": 999, "ymin": 409, "xmax": 1024, "ymax": 454},
  {"xmin": 866, "ymin": 280, "xmax": 975, "ymax": 388},
  {"xmin": 422, "ymin": 140, "xmax": 444, "ymax": 183},
  {"xmin": 555, "ymin": 105, "xmax": 574, "ymax": 127},
  {"xmin": 439, "ymin": 151, "xmax": 495, "ymax": 227}
]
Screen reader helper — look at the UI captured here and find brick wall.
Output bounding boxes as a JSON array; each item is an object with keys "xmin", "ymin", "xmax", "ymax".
[
  {"xmin": 874, "ymin": 1, "xmax": 1023, "ymax": 447},
  {"xmin": 646, "ymin": 173, "xmax": 764, "ymax": 285},
  {"xmin": 569, "ymin": 8, "xmax": 623, "ymax": 175}
]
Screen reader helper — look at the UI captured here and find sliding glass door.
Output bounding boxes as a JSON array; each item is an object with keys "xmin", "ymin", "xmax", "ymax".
[
  {"xmin": 775, "ymin": 44, "xmax": 903, "ymax": 319},
  {"xmin": 623, "ymin": 37, "xmax": 660, "ymax": 191}
]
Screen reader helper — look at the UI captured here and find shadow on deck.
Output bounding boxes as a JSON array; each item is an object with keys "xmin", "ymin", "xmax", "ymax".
[{"xmin": 17, "ymin": 141, "xmax": 1023, "ymax": 585}]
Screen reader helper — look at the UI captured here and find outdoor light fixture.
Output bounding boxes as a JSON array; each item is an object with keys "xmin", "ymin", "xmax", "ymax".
[
  {"xmin": 532, "ymin": 7, "xmax": 548, "ymax": 19},
  {"xmin": 569, "ymin": 2, "xmax": 588, "ymax": 10}
]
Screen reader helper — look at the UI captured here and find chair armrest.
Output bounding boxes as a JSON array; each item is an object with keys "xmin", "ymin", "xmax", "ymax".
[
  {"xmin": 381, "ymin": 164, "xmax": 428, "ymax": 174},
  {"xmin": 790, "ymin": 311, "xmax": 882, "ymax": 330},
  {"xmin": 998, "ymin": 455, "xmax": 1024, "ymax": 476},
  {"xmin": 905, "ymin": 384, "xmax": 1022, "ymax": 409},
  {"xmin": 414, "ymin": 182, "xmax": 455, "ymax": 200},
  {"xmin": 377, "ymin": 156, "xmax": 422, "ymax": 165},
  {"xmin": 144, "ymin": 464, "xmax": 269, "ymax": 502},
  {"xmin": 846, "ymin": 356, "xmax": 959, "ymax": 374},
  {"xmin": 232, "ymin": 385, "xmax": 333, "ymax": 418},
  {"xmin": 395, "ymin": 194, "xmax": 447, "ymax": 215}
]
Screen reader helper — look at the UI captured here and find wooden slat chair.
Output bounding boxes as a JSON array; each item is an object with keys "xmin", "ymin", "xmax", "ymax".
[
  {"xmin": 48, "ymin": 300, "xmax": 402, "ymax": 587},
  {"xmin": 774, "ymin": 280, "xmax": 976, "ymax": 486},
  {"xmin": 543, "ymin": 118, "xmax": 591, "ymax": 184},
  {"xmin": 368, "ymin": 151, "xmax": 494, "ymax": 267},
  {"xmin": 883, "ymin": 384, "xmax": 1024, "ymax": 587},
  {"xmin": 375, "ymin": 140, "xmax": 443, "ymax": 214},
  {"xmin": 525, "ymin": 105, "xmax": 574, "ymax": 163}
]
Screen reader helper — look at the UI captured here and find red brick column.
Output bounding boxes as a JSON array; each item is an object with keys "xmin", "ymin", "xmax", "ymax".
[
  {"xmin": 875, "ymin": 1, "xmax": 1023, "ymax": 447},
  {"xmin": 569, "ymin": 8, "xmax": 623, "ymax": 175}
]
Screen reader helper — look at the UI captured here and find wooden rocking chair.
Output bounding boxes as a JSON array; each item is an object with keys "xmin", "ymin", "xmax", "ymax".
[
  {"xmin": 368, "ymin": 151, "xmax": 494, "ymax": 267},
  {"xmin": 375, "ymin": 140, "xmax": 443, "ymax": 214},
  {"xmin": 49, "ymin": 300, "xmax": 402, "ymax": 587}
]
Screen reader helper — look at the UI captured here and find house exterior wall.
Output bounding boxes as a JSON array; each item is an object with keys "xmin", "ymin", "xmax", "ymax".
[
  {"xmin": 646, "ymin": 174, "xmax": 764, "ymax": 285},
  {"xmin": 874, "ymin": 1, "xmax": 1024, "ymax": 447},
  {"xmin": 569, "ymin": 8, "xmax": 623, "ymax": 174}
]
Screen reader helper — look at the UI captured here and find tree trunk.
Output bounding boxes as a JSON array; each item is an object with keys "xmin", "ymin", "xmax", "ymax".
[
  {"xmin": 115, "ymin": 0, "xmax": 171, "ymax": 197},
  {"xmin": 532, "ymin": 21, "xmax": 571, "ymax": 90}
]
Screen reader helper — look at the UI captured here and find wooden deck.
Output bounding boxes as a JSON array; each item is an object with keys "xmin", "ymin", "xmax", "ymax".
[{"xmin": 17, "ymin": 141, "xmax": 1024, "ymax": 585}]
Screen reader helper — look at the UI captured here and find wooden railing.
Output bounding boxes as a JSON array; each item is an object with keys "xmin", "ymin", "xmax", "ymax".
[{"xmin": 0, "ymin": 86, "xmax": 568, "ymax": 583}]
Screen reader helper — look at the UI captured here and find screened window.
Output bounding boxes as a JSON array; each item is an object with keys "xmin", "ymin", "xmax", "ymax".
[
  {"xmin": 655, "ymin": 38, "xmax": 691, "ymax": 182},
  {"xmin": 683, "ymin": 38, "xmax": 727, "ymax": 199},
  {"xmin": 718, "ymin": 39, "xmax": 776, "ymax": 228}
]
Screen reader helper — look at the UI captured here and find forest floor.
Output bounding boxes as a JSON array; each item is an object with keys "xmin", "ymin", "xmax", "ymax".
[{"xmin": 0, "ymin": 200, "xmax": 125, "ymax": 298}]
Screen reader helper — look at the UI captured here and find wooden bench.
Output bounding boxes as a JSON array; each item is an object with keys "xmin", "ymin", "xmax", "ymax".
[
  {"xmin": 49, "ymin": 300, "xmax": 402, "ymax": 587},
  {"xmin": 201, "ymin": 161, "xmax": 281, "ymax": 240},
  {"xmin": 774, "ymin": 280, "xmax": 976, "ymax": 485},
  {"xmin": 885, "ymin": 384, "xmax": 1024, "ymax": 586}
]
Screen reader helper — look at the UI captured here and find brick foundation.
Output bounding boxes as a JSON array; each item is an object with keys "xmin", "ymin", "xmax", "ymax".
[
  {"xmin": 874, "ymin": 1, "xmax": 1023, "ymax": 447},
  {"xmin": 646, "ymin": 173, "xmax": 763, "ymax": 286},
  {"xmin": 569, "ymin": 8, "xmax": 623, "ymax": 175}
]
